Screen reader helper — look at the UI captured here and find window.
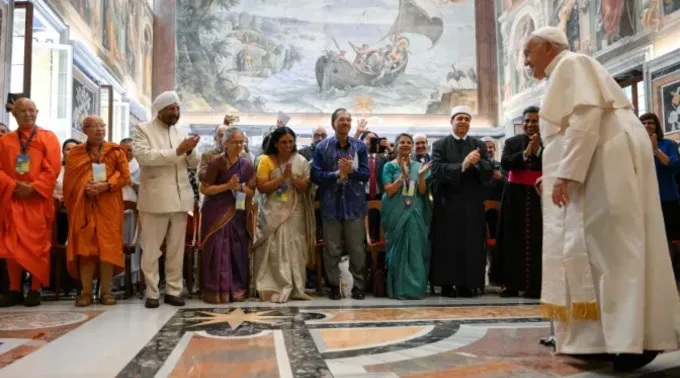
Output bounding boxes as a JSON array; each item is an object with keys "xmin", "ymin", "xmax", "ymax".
[{"xmin": 617, "ymin": 74, "xmax": 644, "ymax": 116}]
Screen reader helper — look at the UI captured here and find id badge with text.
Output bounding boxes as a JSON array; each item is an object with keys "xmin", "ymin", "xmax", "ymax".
[
  {"xmin": 402, "ymin": 179, "xmax": 415, "ymax": 197},
  {"xmin": 235, "ymin": 191, "xmax": 247, "ymax": 210},
  {"xmin": 92, "ymin": 163, "xmax": 107, "ymax": 182},
  {"xmin": 15, "ymin": 154, "xmax": 30, "ymax": 174}
]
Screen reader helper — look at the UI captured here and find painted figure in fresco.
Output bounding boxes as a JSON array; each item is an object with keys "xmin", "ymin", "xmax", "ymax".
[
  {"xmin": 69, "ymin": 0, "xmax": 92, "ymax": 26},
  {"xmin": 664, "ymin": 0, "xmax": 680, "ymax": 15},
  {"xmin": 126, "ymin": 2, "xmax": 139, "ymax": 79},
  {"xmin": 642, "ymin": 0, "xmax": 663, "ymax": 31},
  {"xmin": 554, "ymin": 0, "xmax": 581, "ymax": 51},
  {"xmin": 597, "ymin": 0, "xmax": 635, "ymax": 44}
]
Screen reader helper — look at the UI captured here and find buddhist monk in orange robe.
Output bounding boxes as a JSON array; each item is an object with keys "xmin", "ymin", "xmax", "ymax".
[
  {"xmin": 63, "ymin": 115, "xmax": 130, "ymax": 306},
  {"xmin": 0, "ymin": 98, "xmax": 61, "ymax": 307}
]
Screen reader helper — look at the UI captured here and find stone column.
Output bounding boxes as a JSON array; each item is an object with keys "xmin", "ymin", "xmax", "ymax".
[
  {"xmin": 475, "ymin": 0, "xmax": 500, "ymax": 125},
  {"xmin": 152, "ymin": 0, "xmax": 176, "ymax": 99}
]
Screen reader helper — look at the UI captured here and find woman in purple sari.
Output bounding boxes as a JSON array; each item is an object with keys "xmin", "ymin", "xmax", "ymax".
[{"xmin": 200, "ymin": 127, "xmax": 255, "ymax": 304}]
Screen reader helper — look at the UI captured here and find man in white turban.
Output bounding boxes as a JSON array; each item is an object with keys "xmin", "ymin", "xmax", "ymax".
[
  {"xmin": 430, "ymin": 105, "xmax": 493, "ymax": 298},
  {"xmin": 133, "ymin": 91, "xmax": 200, "ymax": 309},
  {"xmin": 527, "ymin": 26, "xmax": 680, "ymax": 371}
]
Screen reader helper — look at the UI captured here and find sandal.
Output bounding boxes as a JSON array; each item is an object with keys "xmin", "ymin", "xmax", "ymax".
[
  {"xmin": 99, "ymin": 294, "xmax": 117, "ymax": 306},
  {"xmin": 75, "ymin": 293, "xmax": 93, "ymax": 307}
]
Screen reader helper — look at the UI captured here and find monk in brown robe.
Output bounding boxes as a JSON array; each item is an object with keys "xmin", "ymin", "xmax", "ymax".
[
  {"xmin": 0, "ymin": 98, "xmax": 61, "ymax": 307},
  {"xmin": 63, "ymin": 115, "xmax": 130, "ymax": 306}
]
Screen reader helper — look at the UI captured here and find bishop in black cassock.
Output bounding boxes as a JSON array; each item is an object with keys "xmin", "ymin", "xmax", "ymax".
[
  {"xmin": 494, "ymin": 106, "xmax": 543, "ymax": 298},
  {"xmin": 431, "ymin": 106, "xmax": 493, "ymax": 298}
]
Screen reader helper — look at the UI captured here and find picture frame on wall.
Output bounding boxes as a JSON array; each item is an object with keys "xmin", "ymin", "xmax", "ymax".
[
  {"xmin": 72, "ymin": 68, "xmax": 99, "ymax": 141},
  {"xmin": 645, "ymin": 51, "xmax": 680, "ymax": 135}
]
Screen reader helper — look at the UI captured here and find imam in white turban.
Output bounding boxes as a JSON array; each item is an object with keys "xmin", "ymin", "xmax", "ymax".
[
  {"xmin": 530, "ymin": 26, "xmax": 569, "ymax": 47},
  {"xmin": 153, "ymin": 91, "xmax": 180, "ymax": 112},
  {"xmin": 450, "ymin": 105, "xmax": 473, "ymax": 118}
]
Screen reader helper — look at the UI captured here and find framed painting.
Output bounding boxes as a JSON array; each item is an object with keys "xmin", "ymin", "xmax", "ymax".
[{"xmin": 646, "ymin": 52, "xmax": 680, "ymax": 135}]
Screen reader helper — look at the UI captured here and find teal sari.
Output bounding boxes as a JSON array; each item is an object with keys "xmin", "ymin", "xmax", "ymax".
[{"xmin": 381, "ymin": 160, "xmax": 432, "ymax": 299}]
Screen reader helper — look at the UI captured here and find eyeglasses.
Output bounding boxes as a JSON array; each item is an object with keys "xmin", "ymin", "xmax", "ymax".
[{"xmin": 314, "ymin": 133, "xmax": 327, "ymax": 138}]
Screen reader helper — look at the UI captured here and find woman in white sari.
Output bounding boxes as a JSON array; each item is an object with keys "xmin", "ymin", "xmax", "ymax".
[{"xmin": 253, "ymin": 127, "xmax": 316, "ymax": 303}]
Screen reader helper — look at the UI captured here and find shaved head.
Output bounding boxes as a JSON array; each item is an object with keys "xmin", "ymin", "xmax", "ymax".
[
  {"xmin": 12, "ymin": 98, "xmax": 38, "ymax": 128},
  {"xmin": 82, "ymin": 115, "xmax": 106, "ymax": 143}
]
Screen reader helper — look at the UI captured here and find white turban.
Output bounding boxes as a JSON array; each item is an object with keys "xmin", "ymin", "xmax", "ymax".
[
  {"xmin": 450, "ymin": 105, "xmax": 472, "ymax": 118},
  {"xmin": 153, "ymin": 91, "xmax": 180, "ymax": 112},
  {"xmin": 530, "ymin": 26, "xmax": 569, "ymax": 47}
]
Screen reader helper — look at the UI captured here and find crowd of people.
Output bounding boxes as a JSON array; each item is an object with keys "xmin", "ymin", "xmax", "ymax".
[{"xmin": 1, "ymin": 25, "xmax": 680, "ymax": 372}]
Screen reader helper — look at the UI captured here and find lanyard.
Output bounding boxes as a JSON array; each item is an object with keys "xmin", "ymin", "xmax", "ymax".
[
  {"xmin": 17, "ymin": 127, "xmax": 37, "ymax": 154},
  {"xmin": 88, "ymin": 143, "xmax": 104, "ymax": 163}
]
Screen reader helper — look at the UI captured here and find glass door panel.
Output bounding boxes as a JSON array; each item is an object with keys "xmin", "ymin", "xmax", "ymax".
[{"xmin": 31, "ymin": 42, "xmax": 73, "ymax": 143}]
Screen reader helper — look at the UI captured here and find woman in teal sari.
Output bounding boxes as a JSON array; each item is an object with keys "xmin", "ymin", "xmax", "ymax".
[{"xmin": 381, "ymin": 133, "xmax": 432, "ymax": 299}]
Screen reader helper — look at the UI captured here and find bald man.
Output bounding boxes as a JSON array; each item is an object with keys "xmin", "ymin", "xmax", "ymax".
[
  {"xmin": 0, "ymin": 98, "xmax": 61, "ymax": 307},
  {"xmin": 198, "ymin": 124, "xmax": 228, "ymax": 181},
  {"xmin": 63, "ymin": 115, "xmax": 130, "ymax": 306},
  {"xmin": 299, "ymin": 126, "xmax": 327, "ymax": 162},
  {"xmin": 527, "ymin": 26, "xmax": 680, "ymax": 370}
]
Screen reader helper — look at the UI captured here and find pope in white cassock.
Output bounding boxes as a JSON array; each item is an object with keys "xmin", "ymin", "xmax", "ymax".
[{"xmin": 526, "ymin": 26, "xmax": 680, "ymax": 372}]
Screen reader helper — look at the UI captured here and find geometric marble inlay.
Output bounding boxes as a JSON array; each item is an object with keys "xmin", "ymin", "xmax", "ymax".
[
  {"xmin": 305, "ymin": 306, "xmax": 542, "ymax": 324},
  {"xmin": 315, "ymin": 326, "xmax": 432, "ymax": 352},
  {"xmin": 0, "ymin": 312, "xmax": 89, "ymax": 331}
]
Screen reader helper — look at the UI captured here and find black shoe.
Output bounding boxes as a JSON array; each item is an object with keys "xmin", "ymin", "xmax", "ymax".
[
  {"xmin": 457, "ymin": 287, "xmax": 475, "ymax": 298},
  {"xmin": 329, "ymin": 287, "xmax": 342, "ymax": 300},
  {"xmin": 0, "ymin": 291, "xmax": 24, "ymax": 307},
  {"xmin": 441, "ymin": 286, "xmax": 457, "ymax": 298},
  {"xmin": 24, "ymin": 290, "xmax": 41, "ymax": 307},
  {"xmin": 500, "ymin": 288, "xmax": 520, "ymax": 298},
  {"xmin": 351, "ymin": 288, "xmax": 365, "ymax": 300},
  {"xmin": 613, "ymin": 351, "xmax": 660, "ymax": 372},
  {"xmin": 145, "ymin": 298, "xmax": 160, "ymax": 308},
  {"xmin": 164, "ymin": 294, "xmax": 185, "ymax": 307}
]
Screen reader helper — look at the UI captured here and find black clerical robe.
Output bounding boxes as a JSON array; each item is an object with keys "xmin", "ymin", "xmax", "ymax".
[
  {"xmin": 492, "ymin": 134, "xmax": 542, "ymax": 294},
  {"xmin": 430, "ymin": 135, "xmax": 492, "ymax": 290}
]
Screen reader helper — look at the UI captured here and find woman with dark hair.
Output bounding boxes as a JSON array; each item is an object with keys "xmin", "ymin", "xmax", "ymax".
[
  {"xmin": 641, "ymin": 113, "xmax": 680, "ymax": 242},
  {"xmin": 199, "ymin": 127, "xmax": 256, "ymax": 304},
  {"xmin": 253, "ymin": 126, "xmax": 315, "ymax": 303},
  {"xmin": 381, "ymin": 133, "xmax": 432, "ymax": 299}
]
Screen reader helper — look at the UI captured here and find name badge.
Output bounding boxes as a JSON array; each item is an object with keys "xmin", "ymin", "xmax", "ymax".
[
  {"xmin": 235, "ymin": 191, "xmax": 247, "ymax": 210},
  {"xmin": 275, "ymin": 184, "xmax": 289, "ymax": 202},
  {"xmin": 15, "ymin": 154, "xmax": 30, "ymax": 174},
  {"xmin": 92, "ymin": 163, "xmax": 107, "ymax": 182},
  {"xmin": 402, "ymin": 179, "xmax": 415, "ymax": 197}
]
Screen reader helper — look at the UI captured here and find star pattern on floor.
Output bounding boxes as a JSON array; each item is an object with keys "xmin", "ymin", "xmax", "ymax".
[{"xmin": 187, "ymin": 308, "xmax": 292, "ymax": 330}]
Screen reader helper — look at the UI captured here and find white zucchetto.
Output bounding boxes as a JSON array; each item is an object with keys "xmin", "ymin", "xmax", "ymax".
[{"xmin": 530, "ymin": 26, "xmax": 569, "ymax": 47}]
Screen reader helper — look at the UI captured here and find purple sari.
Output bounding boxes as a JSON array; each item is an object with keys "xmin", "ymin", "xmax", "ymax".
[{"xmin": 201, "ymin": 155, "xmax": 255, "ymax": 303}]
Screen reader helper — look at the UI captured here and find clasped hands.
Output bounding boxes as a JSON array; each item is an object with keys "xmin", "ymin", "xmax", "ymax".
[
  {"xmin": 462, "ymin": 150, "xmax": 480, "ymax": 169},
  {"xmin": 85, "ymin": 181, "xmax": 110, "ymax": 197},
  {"xmin": 337, "ymin": 158, "xmax": 353, "ymax": 179},
  {"xmin": 13, "ymin": 181, "xmax": 35, "ymax": 198},
  {"xmin": 524, "ymin": 134, "xmax": 541, "ymax": 157}
]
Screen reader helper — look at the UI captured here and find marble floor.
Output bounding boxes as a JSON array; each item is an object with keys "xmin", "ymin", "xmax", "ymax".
[{"xmin": 0, "ymin": 295, "xmax": 678, "ymax": 378}]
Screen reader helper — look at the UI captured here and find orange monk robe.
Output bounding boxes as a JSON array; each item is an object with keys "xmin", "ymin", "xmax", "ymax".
[
  {"xmin": 63, "ymin": 142, "xmax": 130, "ymax": 278},
  {"xmin": 0, "ymin": 128, "xmax": 62, "ymax": 286}
]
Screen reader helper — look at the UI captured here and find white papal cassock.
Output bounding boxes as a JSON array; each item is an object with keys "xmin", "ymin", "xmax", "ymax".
[{"xmin": 540, "ymin": 50, "xmax": 680, "ymax": 354}]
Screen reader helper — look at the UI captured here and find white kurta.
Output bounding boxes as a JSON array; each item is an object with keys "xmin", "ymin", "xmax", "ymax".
[{"xmin": 540, "ymin": 51, "xmax": 680, "ymax": 354}]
